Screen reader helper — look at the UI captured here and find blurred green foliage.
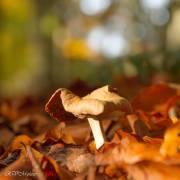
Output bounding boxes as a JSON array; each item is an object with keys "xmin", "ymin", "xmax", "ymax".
[{"xmin": 0, "ymin": 0, "xmax": 180, "ymax": 96}]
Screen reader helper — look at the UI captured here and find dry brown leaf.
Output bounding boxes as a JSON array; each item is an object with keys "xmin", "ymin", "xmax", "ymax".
[
  {"xmin": 160, "ymin": 121, "xmax": 180, "ymax": 157},
  {"xmin": 0, "ymin": 150, "xmax": 31, "ymax": 179},
  {"xmin": 104, "ymin": 164, "xmax": 124, "ymax": 178},
  {"xmin": 45, "ymin": 123, "xmax": 75, "ymax": 144},
  {"xmin": 127, "ymin": 114, "xmax": 151, "ymax": 137},
  {"xmin": 26, "ymin": 145, "xmax": 74, "ymax": 179},
  {"xmin": 66, "ymin": 148, "xmax": 94, "ymax": 173},
  {"xmin": 126, "ymin": 161, "xmax": 180, "ymax": 180},
  {"xmin": 9, "ymin": 135, "xmax": 33, "ymax": 152},
  {"xmin": 96, "ymin": 137, "xmax": 162, "ymax": 166},
  {"xmin": 1, "ymin": 83, "xmax": 180, "ymax": 180},
  {"xmin": 132, "ymin": 83, "xmax": 177, "ymax": 112},
  {"xmin": 26, "ymin": 146, "xmax": 46, "ymax": 180}
]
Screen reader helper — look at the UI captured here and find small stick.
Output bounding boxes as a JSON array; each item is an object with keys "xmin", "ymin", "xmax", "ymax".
[{"xmin": 87, "ymin": 117, "xmax": 106, "ymax": 149}]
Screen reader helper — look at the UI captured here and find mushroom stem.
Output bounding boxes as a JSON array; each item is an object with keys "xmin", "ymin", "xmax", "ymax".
[{"xmin": 87, "ymin": 117, "xmax": 105, "ymax": 149}]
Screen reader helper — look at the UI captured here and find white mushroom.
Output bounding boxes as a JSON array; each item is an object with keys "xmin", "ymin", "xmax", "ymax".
[{"xmin": 46, "ymin": 85, "xmax": 132, "ymax": 149}]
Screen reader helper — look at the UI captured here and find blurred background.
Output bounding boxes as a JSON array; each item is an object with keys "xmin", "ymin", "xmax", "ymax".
[{"xmin": 0, "ymin": 0, "xmax": 180, "ymax": 98}]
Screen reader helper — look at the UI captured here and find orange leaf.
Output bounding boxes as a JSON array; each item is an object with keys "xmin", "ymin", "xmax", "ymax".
[{"xmin": 132, "ymin": 83, "xmax": 176, "ymax": 112}]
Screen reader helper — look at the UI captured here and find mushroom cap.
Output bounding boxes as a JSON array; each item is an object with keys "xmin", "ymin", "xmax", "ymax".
[{"xmin": 45, "ymin": 85, "xmax": 132, "ymax": 121}]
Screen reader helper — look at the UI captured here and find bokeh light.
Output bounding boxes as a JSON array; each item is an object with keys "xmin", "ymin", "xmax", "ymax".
[
  {"xmin": 80, "ymin": 0, "xmax": 111, "ymax": 16},
  {"xmin": 141, "ymin": 0, "xmax": 170, "ymax": 9},
  {"xmin": 87, "ymin": 27, "xmax": 128, "ymax": 58},
  {"xmin": 149, "ymin": 8, "xmax": 169, "ymax": 26},
  {"xmin": 101, "ymin": 32, "xmax": 128, "ymax": 58},
  {"xmin": 86, "ymin": 26, "xmax": 105, "ymax": 52}
]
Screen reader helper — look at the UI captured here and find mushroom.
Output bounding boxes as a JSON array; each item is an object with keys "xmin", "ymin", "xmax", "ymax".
[{"xmin": 46, "ymin": 85, "xmax": 132, "ymax": 149}]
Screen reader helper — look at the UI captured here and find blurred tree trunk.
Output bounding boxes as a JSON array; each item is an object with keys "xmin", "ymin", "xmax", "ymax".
[
  {"xmin": 0, "ymin": 4, "xmax": 3, "ymax": 96},
  {"xmin": 32, "ymin": 0, "xmax": 56, "ymax": 91},
  {"xmin": 162, "ymin": 1, "xmax": 180, "ymax": 70}
]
